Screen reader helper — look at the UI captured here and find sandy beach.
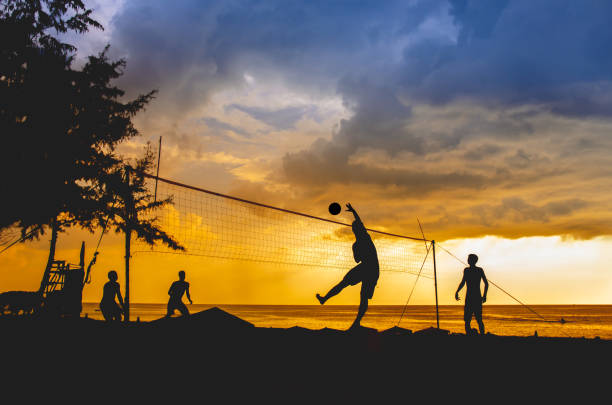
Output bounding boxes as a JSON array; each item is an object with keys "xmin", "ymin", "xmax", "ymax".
[
  {"xmin": 3, "ymin": 307, "xmax": 610, "ymax": 401},
  {"xmin": 81, "ymin": 303, "xmax": 612, "ymax": 339}
]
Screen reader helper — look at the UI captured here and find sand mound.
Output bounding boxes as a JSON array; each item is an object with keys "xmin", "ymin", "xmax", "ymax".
[
  {"xmin": 151, "ymin": 306, "xmax": 254, "ymax": 330},
  {"xmin": 381, "ymin": 326, "xmax": 412, "ymax": 336}
]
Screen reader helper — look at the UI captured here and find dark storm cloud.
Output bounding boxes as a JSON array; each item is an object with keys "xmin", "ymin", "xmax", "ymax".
[
  {"xmin": 111, "ymin": 0, "xmax": 612, "ymax": 119},
  {"xmin": 469, "ymin": 197, "xmax": 589, "ymax": 225},
  {"xmin": 463, "ymin": 144, "xmax": 502, "ymax": 161},
  {"xmin": 277, "ymin": 0, "xmax": 612, "ymax": 191},
  {"xmin": 504, "ymin": 149, "xmax": 550, "ymax": 169},
  {"xmin": 280, "ymin": 142, "xmax": 567, "ymax": 196},
  {"xmin": 406, "ymin": 0, "xmax": 612, "ymax": 114},
  {"xmin": 110, "ymin": 0, "xmax": 440, "ymax": 113},
  {"xmin": 282, "ymin": 149, "xmax": 489, "ymax": 192},
  {"xmin": 202, "ymin": 117, "xmax": 251, "ymax": 138},
  {"xmin": 332, "ymin": 80, "xmax": 420, "ymax": 156},
  {"xmin": 420, "ymin": 197, "xmax": 600, "ymax": 239}
]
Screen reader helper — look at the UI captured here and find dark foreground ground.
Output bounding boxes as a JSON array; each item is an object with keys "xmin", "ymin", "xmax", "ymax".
[{"xmin": 2, "ymin": 307, "xmax": 611, "ymax": 402}]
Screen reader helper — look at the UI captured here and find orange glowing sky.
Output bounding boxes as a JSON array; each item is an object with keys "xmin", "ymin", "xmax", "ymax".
[{"xmin": 2, "ymin": 0, "xmax": 612, "ymax": 305}]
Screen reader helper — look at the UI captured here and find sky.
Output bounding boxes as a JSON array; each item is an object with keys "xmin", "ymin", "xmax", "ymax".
[{"xmin": 2, "ymin": 0, "xmax": 612, "ymax": 306}]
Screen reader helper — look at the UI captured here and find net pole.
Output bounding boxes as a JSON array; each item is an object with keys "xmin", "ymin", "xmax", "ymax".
[
  {"xmin": 124, "ymin": 167, "xmax": 131, "ymax": 322},
  {"xmin": 124, "ymin": 227, "xmax": 131, "ymax": 322},
  {"xmin": 432, "ymin": 240, "xmax": 440, "ymax": 329},
  {"xmin": 154, "ymin": 136, "xmax": 162, "ymax": 202}
]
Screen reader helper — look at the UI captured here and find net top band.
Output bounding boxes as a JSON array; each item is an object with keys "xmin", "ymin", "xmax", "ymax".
[{"xmin": 142, "ymin": 172, "xmax": 428, "ymax": 242}]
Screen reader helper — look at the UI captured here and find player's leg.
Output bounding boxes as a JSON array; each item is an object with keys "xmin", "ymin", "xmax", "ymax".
[
  {"xmin": 111, "ymin": 302, "xmax": 123, "ymax": 321},
  {"xmin": 349, "ymin": 287, "xmax": 369, "ymax": 330},
  {"xmin": 178, "ymin": 301, "xmax": 190, "ymax": 317},
  {"xmin": 100, "ymin": 303, "xmax": 111, "ymax": 322},
  {"xmin": 317, "ymin": 264, "xmax": 362, "ymax": 304},
  {"xmin": 317, "ymin": 279, "xmax": 350, "ymax": 304},
  {"xmin": 165, "ymin": 299, "xmax": 176, "ymax": 317},
  {"xmin": 464, "ymin": 304, "xmax": 472, "ymax": 334},
  {"xmin": 475, "ymin": 305, "xmax": 485, "ymax": 335}
]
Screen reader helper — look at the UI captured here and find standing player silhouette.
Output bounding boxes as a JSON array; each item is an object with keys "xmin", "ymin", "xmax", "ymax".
[
  {"xmin": 100, "ymin": 270, "xmax": 124, "ymax": 322},
  {"xmin": 316, "ymin": 203, "xmax": 379, "ymax": 330},
  {"xmin": 455, "ymin": 254, "xmax": 489, "ymax": 335},
  {"xmin": 165, "ymin": 270, "xmax": 193, "ymax": 318}
]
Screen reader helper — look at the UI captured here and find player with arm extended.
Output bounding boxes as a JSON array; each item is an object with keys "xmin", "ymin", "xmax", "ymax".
[{"xmin": 316, "ymin": 203, "xmax": 379, "ymax": 330}]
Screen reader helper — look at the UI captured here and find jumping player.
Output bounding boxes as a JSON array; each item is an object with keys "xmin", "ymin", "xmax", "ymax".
[
  {"xmin": 166, "ymin": 270, "xmax": 192, "ymax": 317},
  {"xmin": 455, "ymin": 254, "xmax": 489, "ymax": 335},
  {"xmin": 100, "ymin": 270, "xmax": 124, "ymax": 322},
  {"xmin": 316, "ymin": 203, "xmax": 379, "ymax": 330}
]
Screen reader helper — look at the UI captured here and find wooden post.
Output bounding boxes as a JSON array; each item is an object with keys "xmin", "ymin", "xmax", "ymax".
[
  {"xmin": 79, "ymin": 241, "xmax": 85, "ymax": 268},
  {"xmin": 432, "ymin": 240, "xmax": 440, "ymax": 329},
  {"xmin": 39, "ymin": 217, "xmax": 59, "ymax": 294}
]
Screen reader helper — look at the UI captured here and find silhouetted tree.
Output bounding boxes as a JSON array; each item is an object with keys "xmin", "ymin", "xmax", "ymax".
[
  {"xmin": 99, "ymin": 145, "xmax": 185, "ymax": 321},
  {"xmin": 0, "ymin": 1, "xmax": 155, "ymax": 289}
]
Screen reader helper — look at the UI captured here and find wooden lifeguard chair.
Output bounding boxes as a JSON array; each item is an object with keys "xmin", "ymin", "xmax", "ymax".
[{"xmin": 39, "ymin": 242, "xmax": 91, "ymax": 317}]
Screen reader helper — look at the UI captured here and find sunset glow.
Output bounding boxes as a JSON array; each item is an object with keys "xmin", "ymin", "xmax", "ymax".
[{"xmin": 2, "ymin": 0, "xmax": 612, "ymax": 308}]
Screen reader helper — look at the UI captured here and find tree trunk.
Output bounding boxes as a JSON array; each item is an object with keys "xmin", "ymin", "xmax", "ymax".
[{"xmin": 39, "ymin": 217, "xmax": 59, "ymax": 294}]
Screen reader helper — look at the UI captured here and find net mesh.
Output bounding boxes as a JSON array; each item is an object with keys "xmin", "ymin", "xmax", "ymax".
[{"xmin": 134, "ymin": 176, "xmax": 433, "ymax": 277}]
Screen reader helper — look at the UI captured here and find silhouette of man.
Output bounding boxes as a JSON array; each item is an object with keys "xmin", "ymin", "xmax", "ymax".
[
  {"xmin": 316, "ymin": 203, "xmax": 379, "ymax": 330},
  {"xmin": 455, "ymin": 254, "xmax": 489, "ymax": 335},
  {"xmin": 166, "ymin": 270, "xmax": 192, "ymax": 318},
  {"xmin": 100, "ymin": 270, "xmax": 124, "ymax": 322}
]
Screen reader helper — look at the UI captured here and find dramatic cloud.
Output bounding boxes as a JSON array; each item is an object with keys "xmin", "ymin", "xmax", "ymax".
[
  {"xmin": 98, "ymin": 0, "xmax": 612, "ymax": 239},
  {"xmin": 226, "ymin": 104, "xmax": 318, "ymax": 130},
  {"xmin": 202, "ymin": 117, "xmax": 251, "ymax": 138}
]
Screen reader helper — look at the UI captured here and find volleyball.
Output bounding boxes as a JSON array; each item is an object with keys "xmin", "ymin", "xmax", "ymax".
[{"xmin": 328, "ymin": 202, "xmax": 341, "ymax": 215}]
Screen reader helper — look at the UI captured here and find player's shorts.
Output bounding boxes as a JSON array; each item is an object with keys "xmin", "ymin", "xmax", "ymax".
[
  {"xmin": 167, "ymin": 299, "xmax": 190, "ymax": 317},
  {"xmin": 464, "ymin": 297, "xmax": 483, "ymax": 320},
  {"xmin": 343, "ymin": 262, "xmax": 379, "ymax": 299}
]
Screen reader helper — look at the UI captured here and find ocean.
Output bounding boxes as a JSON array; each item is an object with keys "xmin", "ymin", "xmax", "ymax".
[{"xmin": 82, "ymin": 303, "xmax": 612, "ymax": 339}]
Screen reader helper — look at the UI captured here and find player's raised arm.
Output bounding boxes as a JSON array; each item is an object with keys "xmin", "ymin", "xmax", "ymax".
[
  {"xmin": 455, "ymin": 269, "xmax": 467, "ymax": 301},
  {"xmin": 346, "ymin": 203, "xmax": 362, "ymax": 223}
]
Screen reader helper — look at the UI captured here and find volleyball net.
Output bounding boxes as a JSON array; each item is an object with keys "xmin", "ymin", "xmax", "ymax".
[{"xmin": 134, "ymin": 174, "xmax": 434, "ymax": 278}]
